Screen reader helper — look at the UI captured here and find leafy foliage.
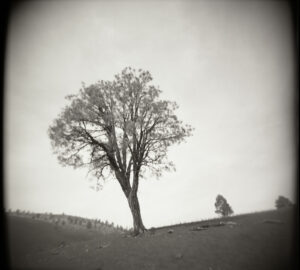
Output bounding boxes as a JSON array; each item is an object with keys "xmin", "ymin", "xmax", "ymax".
[
  {"xmin": 275, "ymin": 196, "xmax": 293, "ymax": 209},
  {"xmin": 215, "ymin": 194, "xmax": 234, "ymax": 217},
  {"xmin": 48, "ymin": 67, "xmax": 193, "ymax": 190},
  {"xmin": 86, "ymin": 220, "xmax": 92, "ymax": 229}
]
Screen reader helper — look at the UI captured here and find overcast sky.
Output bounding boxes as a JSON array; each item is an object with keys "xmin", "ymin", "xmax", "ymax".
[{"xmin": 4, "ymin": 0, "xmax": 296, "ymax": 228}]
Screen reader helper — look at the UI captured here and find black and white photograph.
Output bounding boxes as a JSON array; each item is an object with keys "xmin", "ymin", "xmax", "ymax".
[{"xmin": 3, "ymin": 0, "xmax": 298, "ymax": 269}]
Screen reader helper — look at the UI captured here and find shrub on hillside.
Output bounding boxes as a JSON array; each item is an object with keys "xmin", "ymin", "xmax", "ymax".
[
  {"xmin": 67, "ymin": 216, "xmax": 73, "ymax": 224},
  {"xmin": 86, "ymin": 220, "xmax": 92, "ymax": 229},
  {"xmin": 275, "ymin": 196, "xmax": 293, "ymax": 209},
  {"xmin": 215, "ymin": 194, "xmax": 234, "ymax": 217}
]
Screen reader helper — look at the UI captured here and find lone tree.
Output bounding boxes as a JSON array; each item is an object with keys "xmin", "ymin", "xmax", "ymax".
[
  {"xmin": 48, "ymin": 67, "xmax": 192, "ymax": 234},
  {"xmin": 215, "ymin": 194, "xmax": 234, "ymax": 217},
  {"xmin": 275, "ymin": 195, "xmax": 293, "ymax": 209}
]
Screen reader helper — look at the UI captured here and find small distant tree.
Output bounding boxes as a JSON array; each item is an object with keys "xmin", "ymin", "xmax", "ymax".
[
  {"xmin": 275, "ymin": 196, "xmax": 293, "ymax": 209},
  {"xmin": 67, "ymin": 216, "xmax": 73, "ymax": 224},
  {"xmin": 86, "ymin": 220, "xmax": 92, "ymax": 229},
  {"xmin": 215, "ymin": 195, "xmax": 234, "ymax": 217}
]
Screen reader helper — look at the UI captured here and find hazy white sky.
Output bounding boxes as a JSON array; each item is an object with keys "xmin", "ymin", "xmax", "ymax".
[{"xmin": 4, "ymin": 0, "xmax": 296, "ymax": 228}]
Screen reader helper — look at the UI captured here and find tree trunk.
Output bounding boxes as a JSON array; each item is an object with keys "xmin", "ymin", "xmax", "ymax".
[{"xmin": 127, "ymin": 191, "xmax": 146, "ymax": 235}]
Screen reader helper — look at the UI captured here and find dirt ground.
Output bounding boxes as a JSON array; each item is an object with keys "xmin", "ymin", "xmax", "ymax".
[{"xmin": 5, "ymin": 208, "xmax": 297, "ymax": 270}]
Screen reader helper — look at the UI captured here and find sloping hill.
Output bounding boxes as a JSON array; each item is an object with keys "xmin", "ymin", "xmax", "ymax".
[
  {"xmin": 6, "ymin": 215, "xmax": 106, "ymax": 269},
  {"xmin": 6, "ymin": 208, "xmax": 296, "ymax": 270}
]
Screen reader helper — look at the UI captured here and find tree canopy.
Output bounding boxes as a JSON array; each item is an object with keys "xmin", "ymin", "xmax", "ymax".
[
  {"xmin": 275, "ymin": 196, "xmax": 293, "ymax": 209},
  {"xmin": 214, "ymin": 194, "xmax": 234, "ymax": 217}
]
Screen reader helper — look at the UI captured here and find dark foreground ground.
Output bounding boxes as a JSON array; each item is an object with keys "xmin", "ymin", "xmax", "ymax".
[{"xmin": 5, "ymin": 208, "xmax": 297, "ymax": 270}]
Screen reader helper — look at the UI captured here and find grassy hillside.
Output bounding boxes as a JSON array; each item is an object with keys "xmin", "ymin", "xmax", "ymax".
[
  {"xmin": 7, "ymin": 216, "xmax": 99, "ymax": 260},
  {"xmin": 6, "ymin": 208, "xmax": 296, "ymax": 270},
  {"xmin": 6, "ymin": 211, "xmax": 127, "ymax": 233}
]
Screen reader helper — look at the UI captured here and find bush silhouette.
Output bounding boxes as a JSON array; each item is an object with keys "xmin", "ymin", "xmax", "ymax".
[
  {"xmin": 215, "ymin": 194, "xmax": 234, "ymax": 217},
  {"xmin": 86, "ymin": 220, "xmax": 92, "ymax": 229},
  {"xmin": 275, "ymin": 196, "xmax": 293, "ymax": 209}
]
